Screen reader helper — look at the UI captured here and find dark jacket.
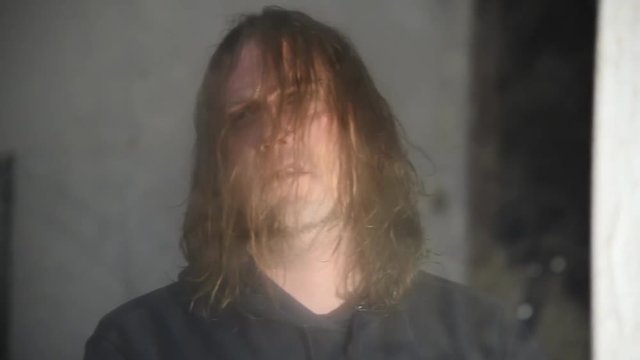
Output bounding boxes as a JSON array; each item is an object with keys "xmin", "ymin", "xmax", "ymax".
[{"xmin": 84, "ymin": 271, "xmax": 546, "ymax": 359}]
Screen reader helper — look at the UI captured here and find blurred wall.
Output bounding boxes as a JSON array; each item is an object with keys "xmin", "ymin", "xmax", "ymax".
[
  {"xmin": 0, "ymin": 1, "xmax": 473, "ymax": 359},
  {"xmin": 592, "ymin": 0, "xmax": 640, "ymax": 357}
]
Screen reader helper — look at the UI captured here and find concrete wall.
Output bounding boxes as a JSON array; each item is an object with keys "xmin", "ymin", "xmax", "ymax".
[{"xmin": 0, "ymin": 1, "xmax": 473, "ymax": 358}]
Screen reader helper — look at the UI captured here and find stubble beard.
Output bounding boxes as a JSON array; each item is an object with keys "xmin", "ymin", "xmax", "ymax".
[{"xmin": 276, "ymin": 191, "xmax": 339, "ymax": 237}]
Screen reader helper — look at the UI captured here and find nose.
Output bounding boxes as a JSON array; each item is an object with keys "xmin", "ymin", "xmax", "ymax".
[
  {"xmin": 276, "ymin": 125, "xmax": 295, "ymax": 145},
  {"xmin": 259, "ymin": 127, "xmax": 294, "ymax": 152},
  {"xmin": 259, "ymin": 109, "xmax": 296, "ymax": 152}
]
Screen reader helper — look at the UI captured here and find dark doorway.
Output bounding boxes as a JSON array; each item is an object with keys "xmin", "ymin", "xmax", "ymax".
[{"xmin": 469, "ymin": 1, "xmax": 595, "ymax": 358}]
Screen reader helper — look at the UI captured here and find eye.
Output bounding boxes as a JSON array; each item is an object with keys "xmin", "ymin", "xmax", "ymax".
[
  {"xmin": 231, "ymin": 109, "xmax": 251, "ymax": 124},
  {"xmin": 228, "ymin": 103, "xmax": 259, "ymax": 129},
  {"xmin": 226, "ymin": 103, "xmax": 265, "ymax": 147}
]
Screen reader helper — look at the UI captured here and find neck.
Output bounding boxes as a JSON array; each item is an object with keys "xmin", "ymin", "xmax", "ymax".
[{"xmin": 257, "ymin": 223, "xmax": 351, "ymax": 314}]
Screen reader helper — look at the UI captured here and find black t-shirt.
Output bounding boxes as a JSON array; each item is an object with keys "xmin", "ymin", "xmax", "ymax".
[{"xmin": 84, "ymin": 271, "xmax": 546, "ymax": 359}]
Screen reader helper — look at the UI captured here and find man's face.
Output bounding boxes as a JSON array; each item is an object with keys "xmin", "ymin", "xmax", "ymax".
[{"xmin": 224, "ymin": 42, "xmax": 340, "ymax": 232}]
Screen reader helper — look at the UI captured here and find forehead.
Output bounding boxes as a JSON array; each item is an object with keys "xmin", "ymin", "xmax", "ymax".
[
  {"xmin": 225, "ymin": 41, "xmax": 330, "ymax": 106},
  {"xmin": 226, "ymin": 42, "xmax": 263, "ymax": 105}
]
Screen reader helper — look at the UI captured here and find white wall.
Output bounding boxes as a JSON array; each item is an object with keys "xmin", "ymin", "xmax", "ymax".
[
  {"xmin": 0, "ymin": 1, "xmax": 473, "ymax": 358},
  {"xmin": 592, "ymin": 1, "xmax": 640, "ymax": 358}
]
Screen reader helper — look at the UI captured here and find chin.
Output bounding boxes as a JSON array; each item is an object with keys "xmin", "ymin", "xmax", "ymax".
[{"xmin": 279, "ymin": 198, "xmax": 337, "ymax": 233}]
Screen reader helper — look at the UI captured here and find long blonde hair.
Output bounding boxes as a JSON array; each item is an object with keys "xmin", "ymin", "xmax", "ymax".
[{"xmin": 180, "ymin": 6, "xmax": 426, "ymax": 314}]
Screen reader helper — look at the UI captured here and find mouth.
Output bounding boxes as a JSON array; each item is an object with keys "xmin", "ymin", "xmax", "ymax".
[{"xmin": 275, "ymin": 164, "xmax": 311, "ymax": 178}]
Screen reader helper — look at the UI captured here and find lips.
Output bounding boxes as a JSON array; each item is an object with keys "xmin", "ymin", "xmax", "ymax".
[{"xmin": 276, "ymin": 163, "xmax": 310, "ymax": 178}]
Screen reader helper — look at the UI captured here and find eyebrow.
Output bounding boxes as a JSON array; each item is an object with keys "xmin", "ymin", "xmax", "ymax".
[
  {"xmin": 226, "ymin": 87, "xmax": 300, "ymax": 111},
  {"xmin": 226, "ymin": 98, "xmax": 258, "ymax": 115}
]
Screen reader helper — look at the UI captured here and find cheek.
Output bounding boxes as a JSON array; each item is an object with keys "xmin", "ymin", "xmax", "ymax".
[
  {"xmin": 307, "ymin": 113, "xmax": 333, "ymax": 150},
  {"xmin": 234, "ymin": 120, "xmax": 266, "ymax": 151},
  {"xmin": 225, "ymin": 139, "xmax": 258, "ymax": 192},
  {"xmin": 226, "ymin": 119, "xmax": 267, "ymax": 166},
  {"xmin": 225, "ymin": 140, "xmax": 247, "ymax": 170},
  {"xmin": 307, "ymin": 115, "xmax": 340, "ymax": 188}
]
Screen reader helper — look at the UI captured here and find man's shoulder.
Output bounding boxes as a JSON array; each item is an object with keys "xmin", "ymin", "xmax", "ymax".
[
  {"xmin": 84, "ymin": 281, "xmax": 211, "ymax": 359},
  {"xmin": 86, "ymin": 282, "xmax": 191, "ymax": 351},
  {"xmin": 405, "ymin": 271, "xmax": 546, "ymax": 359},
  {"xmin": 409, "ymin": 271, "xmax": 501, "ymax": 311},
  {"xmin": 403, "ymin": 271, "xmax": 507, "ymax": 340},
  {"xmin": 97, "ymin": 282, "xmax": 186, "ymax": 328}
]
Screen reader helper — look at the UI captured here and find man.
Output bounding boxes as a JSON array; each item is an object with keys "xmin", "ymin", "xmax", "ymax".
[{"xmin": 84, "ymin": 7, "xmax": 545, "ymax": 359}]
